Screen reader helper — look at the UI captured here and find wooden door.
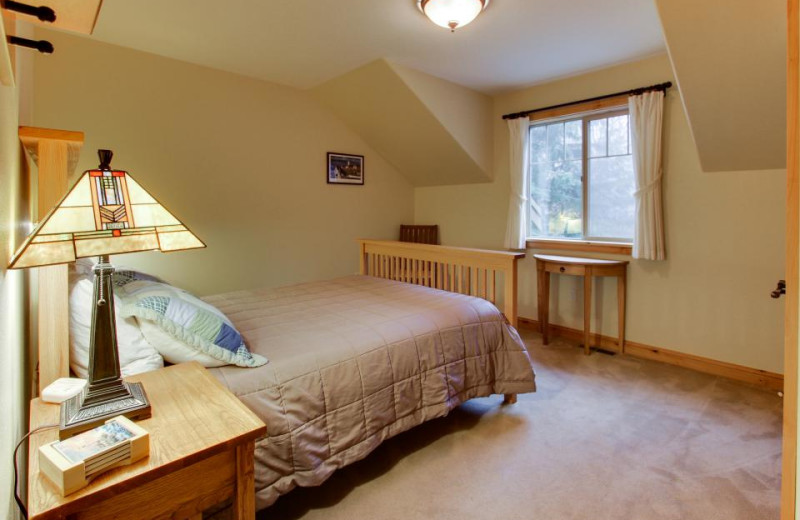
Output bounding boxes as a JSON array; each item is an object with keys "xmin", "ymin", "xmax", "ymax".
[{"xmin": 783, "ymin": 1, "xmax": 799, "ymax": 518}]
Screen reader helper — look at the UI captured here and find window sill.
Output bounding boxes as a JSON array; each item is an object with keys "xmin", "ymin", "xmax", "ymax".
[{"xmin": 526, "ymin": 238, "xmax": 632, "ymax": 256}]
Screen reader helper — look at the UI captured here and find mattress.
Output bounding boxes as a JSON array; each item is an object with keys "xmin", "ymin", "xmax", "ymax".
[{"xmin": 206, "ymin": 275, "xmax": 536, "ymax": 509}]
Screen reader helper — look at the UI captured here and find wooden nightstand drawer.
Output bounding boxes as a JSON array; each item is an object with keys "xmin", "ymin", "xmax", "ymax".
[
  {"xmin": 72, "ymin": 450, "xmax": 236, "ymax": 520},
  {"xmin": 28, "ymin": 363, "xmax": 265, "ymax": 520}
]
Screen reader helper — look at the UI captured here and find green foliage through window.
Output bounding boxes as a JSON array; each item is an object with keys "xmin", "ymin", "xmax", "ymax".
[{"xmin": 529, "ymin": 110, "xmax": 634, "ymax": 241}]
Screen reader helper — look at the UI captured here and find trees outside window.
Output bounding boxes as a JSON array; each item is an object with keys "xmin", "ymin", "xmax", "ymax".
[{"xmin": 529, "ymin": 109, "xmax": 635, "ymax": 242}]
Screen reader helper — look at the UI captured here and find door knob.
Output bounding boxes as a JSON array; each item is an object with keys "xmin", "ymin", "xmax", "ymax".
[{"xmin": 772, "ymin": 280, "xmax": 786, "ymax": 299}]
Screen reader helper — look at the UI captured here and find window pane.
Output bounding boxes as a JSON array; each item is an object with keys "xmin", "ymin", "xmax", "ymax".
[
  {"xmin": 565, "ymin": 120, "xmax": 582, "ymax": 160},
  {"xmin": 529, "ymin": 111, "xmax": 634, "ymax": 242},
  {"xmin": 588, "ymin": 155, "xmax": 635, "ymax": 239},
  {"xmin": 529, "ymin": 162, "xmax": 547, "ymax": 236},
  {"xmin": 530, "ymin": 158, "xmax": 582, "ymax": 239},
  {"xmin": 547, "ymin": 123, "xmax": 564, "ymax": 162},
  {"xmin": 589, "ymin": 119, "xmax": 607, "ymax": 158},
  {"xmin": 529, "ymin": 125, "xmax": 547, "ymax": 163},
  {"xmin": 608, "ymin": 115, "xmax": 629, "ymax": 156}
]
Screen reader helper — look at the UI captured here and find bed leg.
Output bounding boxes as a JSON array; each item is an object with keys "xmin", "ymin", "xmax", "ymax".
[{"xmin": 502, "ymin": 393, "xmax": 517, "ymax": 405}]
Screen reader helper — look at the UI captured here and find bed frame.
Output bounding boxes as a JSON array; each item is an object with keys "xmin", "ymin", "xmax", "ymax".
[
  {"xmin": 29, "ymin": 129, "xmax": 527, "ymax": 409},
  {"xmin": 359, "ymin": 239, "xmax": 525, "ymax": 405},
  {"xmin": 358, "ymin": 239, "xmax": 524, "ymax": 328}
]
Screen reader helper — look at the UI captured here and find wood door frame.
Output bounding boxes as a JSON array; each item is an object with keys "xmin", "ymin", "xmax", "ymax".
[{"xmin": 783, "ymin": 0, "xmax": 799, "ymax": 518}]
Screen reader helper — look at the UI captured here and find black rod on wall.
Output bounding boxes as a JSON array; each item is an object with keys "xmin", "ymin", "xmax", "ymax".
[
  {"xmin": 7, "ymin": 35, "xmax": 53, "ymax": 53},
  {"xmin": 501, "ymin": 81, "xmax": 673, "ymax": 120},
  {"xmin": 1, "ymin": 0, "xmax": 56, "ymax": 23}
]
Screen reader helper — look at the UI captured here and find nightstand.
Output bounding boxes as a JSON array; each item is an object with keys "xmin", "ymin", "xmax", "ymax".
[{"xmin": 27, "ymin": 362, "xmax": 266, "ymax": 520}]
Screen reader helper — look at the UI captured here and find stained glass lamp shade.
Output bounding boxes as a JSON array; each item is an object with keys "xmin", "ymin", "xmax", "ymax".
[
  {"xmin": 9, "ymin": 154, "xmax": 204, "ymax": 269},
  {"xmin": 9, "ymin": 149, "xmax": 205, "ymax": 437}
]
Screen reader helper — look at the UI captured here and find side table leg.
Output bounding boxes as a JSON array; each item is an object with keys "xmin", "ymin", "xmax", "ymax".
[
  {"xmin": 234, "ymin": 440, "xmax": 256, "ymax": 520},
  {"xmin": 542, "ymin": 270, "xmax": 551, "ymax": 345},
  {"xmin": 618, "ymin": 271, "xmax": 627, "ymax": 354},
  {"xmin": 536, "ymin": 260, "xmax": 544, "ymax": 336},
  {"xmin": 583, "ymin": 270, "xmax": 592, "ymax": 355}
]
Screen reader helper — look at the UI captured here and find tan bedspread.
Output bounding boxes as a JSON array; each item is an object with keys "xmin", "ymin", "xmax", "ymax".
[{"xmin": 206, "ymin": 275, "xmax": 536, "ymax": 509}]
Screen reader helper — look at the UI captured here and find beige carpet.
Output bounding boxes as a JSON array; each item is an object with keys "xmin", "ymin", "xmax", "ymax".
[{"xmin": 253, "ymin": 328, "xmax": 781, "ymax": 520}]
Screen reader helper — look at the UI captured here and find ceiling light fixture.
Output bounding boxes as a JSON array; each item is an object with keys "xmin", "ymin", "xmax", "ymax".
[{"xmin": 417, "ymin": 0, "xmax": 489, "ymax": 32}]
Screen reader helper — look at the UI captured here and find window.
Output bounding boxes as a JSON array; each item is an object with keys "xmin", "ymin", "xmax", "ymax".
[{"xmin": 528, "ymin": 108, "xmax": 635, "ymax": 243}]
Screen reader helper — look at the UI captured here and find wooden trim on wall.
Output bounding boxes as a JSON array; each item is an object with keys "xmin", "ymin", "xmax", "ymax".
[
  {"xmin": 784, "ymin": 0, "xmax": 800, "ymax": 517},
  {"xmin": 528, "ymin": 94, "xmax": 629, "ymax": 122},
  {"xmin": 517, "ymin": 317, "xmax": 784, "ymax": 392},
  {"xmin": 19, "ymin": 127, "xmax": 85, "ymax": 392},
  {"xmin": 526, "ymin": 238, "xmax": 632, "ymax": 255},
  {"xmin": 19, "ymin": 126, "xmax": 85, "ymax": 143}
]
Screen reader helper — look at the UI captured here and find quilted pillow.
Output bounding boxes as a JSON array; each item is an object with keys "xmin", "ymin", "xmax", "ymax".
[
  {"xmin": 68, "ymin": 261, "xmax": 164, "ymax": 378},
  {"xmin": 118, "ymin": 281, "xmax": 267, "ymax": 368}
]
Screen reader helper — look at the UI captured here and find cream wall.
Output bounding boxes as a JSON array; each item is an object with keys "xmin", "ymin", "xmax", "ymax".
[
  {"xmin": 26, "ymin": 34, "xmax": 786, "ymax": 373},
  {"xmin": 312, "ymin": 60, "xmax": 490, "ymax": 187},
  {"xmin": 31, "ymin": 30, "xmax": 414, "ymax": 296},
  {"xmin": 416, "ymin": 54, "xmax": 787, "ymax": 374},
  {"xmin": 0, "ymin": 86, "xmax": 26, "ymax": 520},
  {"xmin": 0, "ymin": 27, "xmax": 30, "ymax": 520}
]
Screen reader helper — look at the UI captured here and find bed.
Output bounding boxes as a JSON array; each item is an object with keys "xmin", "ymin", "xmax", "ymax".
[
  {"xmin": 206, "ymin": 241, "xmax": 536, "ymax": 507},
  {"xmin": 30, "ymin": 131, "xmax": 535, "ymax": 510}
]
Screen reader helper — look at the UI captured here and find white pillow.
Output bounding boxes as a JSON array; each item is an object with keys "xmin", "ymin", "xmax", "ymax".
[{"xmin": 69, "ymin": 273, "xmax": 164, "ymax": 378}]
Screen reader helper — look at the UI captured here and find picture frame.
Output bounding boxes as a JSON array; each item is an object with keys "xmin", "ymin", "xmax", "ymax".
[{"xmin": 327, "ymin": 152, "xmax": 364, "ymax": 185}]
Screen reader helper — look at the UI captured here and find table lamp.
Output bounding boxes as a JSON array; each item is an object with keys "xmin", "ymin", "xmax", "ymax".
[{"xmin": 8, "ymin": 149, "xmax": 205, "ymax": 438}]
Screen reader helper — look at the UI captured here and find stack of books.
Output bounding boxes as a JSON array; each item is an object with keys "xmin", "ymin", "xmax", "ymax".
[{"xmin": 39, "ymin": 416, "xmax": 149, "ymax": 496}]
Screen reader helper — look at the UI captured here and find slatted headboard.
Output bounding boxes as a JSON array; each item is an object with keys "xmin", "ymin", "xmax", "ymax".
[{"xmin": 357, "ymin": 239, "xmax": 525, "ymax": 328}]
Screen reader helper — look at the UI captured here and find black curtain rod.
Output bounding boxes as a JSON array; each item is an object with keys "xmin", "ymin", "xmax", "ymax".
[
  {"xmin": 7, "ymin": 35, "xmax": 53, "ymax": 54},
  {"xmin": 2, "ymin": 0, "xmax": 56, "ymax": 23},
  {"xmin": 501, "ymin": 81, "xmax": 673, "ymax": 120}
]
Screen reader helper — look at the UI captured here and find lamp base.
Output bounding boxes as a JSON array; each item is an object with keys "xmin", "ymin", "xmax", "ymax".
[{"xmin": 59, "ymin": 379, "xmax": 151, "ymax": 439}]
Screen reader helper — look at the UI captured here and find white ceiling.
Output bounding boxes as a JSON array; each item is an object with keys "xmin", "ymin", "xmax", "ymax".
[{"xmin": 88, "ymin": 0, "xmax": 666, "ymax": 94}]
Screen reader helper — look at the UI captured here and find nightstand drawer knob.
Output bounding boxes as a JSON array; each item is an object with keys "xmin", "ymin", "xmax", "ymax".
[{"xmin": 559, "ymin": 266, "xmax": 566, "ymax": 273}]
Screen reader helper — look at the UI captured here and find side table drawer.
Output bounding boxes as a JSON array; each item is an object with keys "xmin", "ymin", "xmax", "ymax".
[{"xmin": 544, "ymin": 263, "xmax": 585, "ymax": 276}]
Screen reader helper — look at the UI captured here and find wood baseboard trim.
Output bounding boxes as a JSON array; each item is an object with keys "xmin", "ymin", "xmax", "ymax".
[{"xmin": 517, "ymin": 316, "xmax": 784, "ymax": 392}]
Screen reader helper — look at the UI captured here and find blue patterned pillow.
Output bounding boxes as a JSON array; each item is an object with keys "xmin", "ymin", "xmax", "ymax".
[
  {"xmin": 113, "ymin": 269, "xmax": 163, "ymax": 288},
  {"xmin": 118, "ymin": 281, "xmax": 267, "ymax": 368}
]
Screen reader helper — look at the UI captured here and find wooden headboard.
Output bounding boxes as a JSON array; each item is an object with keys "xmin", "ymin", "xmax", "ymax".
[{"xmin": 358, "ymin": 239, "xmax": 525, "ymax": 328}]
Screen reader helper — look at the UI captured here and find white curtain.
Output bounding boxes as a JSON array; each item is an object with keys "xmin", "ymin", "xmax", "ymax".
[
  {"xmin": 504, "ymin": 117, "xmax": 530, "ymax": 250},
  {"xmin": 629, "ymin": 91, "xmax": 666, "ymax": 260}
]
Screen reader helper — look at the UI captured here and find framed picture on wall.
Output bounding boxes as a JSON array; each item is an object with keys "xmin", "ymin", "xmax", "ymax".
[{"xmin": 327, "ymin": 152, "xmax": 364, "ymax": 185}]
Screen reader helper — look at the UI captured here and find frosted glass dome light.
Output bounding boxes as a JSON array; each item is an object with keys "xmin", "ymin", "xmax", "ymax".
[{"xmin": 417, "ymin": 0, "xmax": 489, "ymax": 32}]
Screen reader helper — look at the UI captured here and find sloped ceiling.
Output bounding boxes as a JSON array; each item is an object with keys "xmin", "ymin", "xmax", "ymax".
[
  {"xmin": 312, "ymin": 59, "xmax": 492, "ymax": 187},
  {"xmin": 82, "ymin": 0, "xmax": 665, "ymax": 94},
  {"xmin": 655, "ymin": 0, "xmax": 786, "ymax": 172},
  {"xmin": 391, "ymin": 63, "xmax": 493, "ymax": 174}
]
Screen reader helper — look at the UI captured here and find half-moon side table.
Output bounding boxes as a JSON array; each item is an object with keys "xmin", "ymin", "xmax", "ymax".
[{"xmin": 534, "ymin": 254, "xmax": 629, "ymax": 355}]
